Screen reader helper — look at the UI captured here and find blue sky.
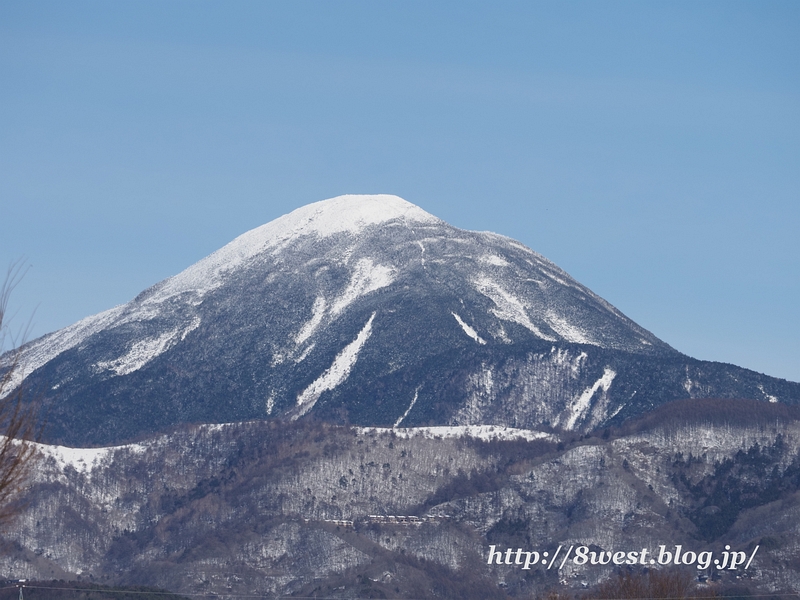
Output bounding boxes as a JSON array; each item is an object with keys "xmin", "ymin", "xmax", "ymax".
[{"xmin": 1, "ymin": 1, "xmax": 798, "ymax": 382}]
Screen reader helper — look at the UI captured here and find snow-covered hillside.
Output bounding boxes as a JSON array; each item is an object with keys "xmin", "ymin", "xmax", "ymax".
[
  {"xmin": 2, "ymin": 195, "xmax": 798, "ymax": 445},
  {"xmin": 3, "ymin": 406, "xmax": 800, "ymax": 597}
]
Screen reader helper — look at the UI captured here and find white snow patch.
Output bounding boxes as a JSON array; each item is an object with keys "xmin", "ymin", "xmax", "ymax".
[
  {"xmin": 96, "ymin": 330, "xmax": 178, "ymax": 376},
  {"xmin": 393, "ymin": 388, "xmax": 421, "ymax": 428},
  {"xmin": 478, "ymin": 366, "xmax": 494, "ymax": 394},
  {"xmin": 607, "ymin": 403, "xmax": 625, "ymax": 420},
  {"xmin": 683, "ymin": 366, "xmax": 693, "ymax": 395},
  {"xmin": 331, "ymin": 259, "xmax": 395, "ymax": 316},
  {"xmin": 202, "ymin": 423, "xmax": 235, "ymax": 433},
  {"xmin": 543, "ymin": 271, "xmax": 574, "ymax": 288},
  {"xmin": 473, "ymin": 276, "xmax": 556, "ymax": 341},
  {"xmin": 479, "ymin": 254, "xmax": 509, "ymax": 267},
  {"xmin": 295, "ymin": 296, "xmax": 327, "ymax": 345},
  {"xmin": 294, "ymin": 343, "xmax": 315, "ymax": 363},
  {"xmin": 545, "ymin": 312, "xmax": 594, "ymax": 345},
  {"xmin": 758, "ymin": 384, "xmax": 779, "ymax": 403},
  {"xmin": 295, "ymin": 312, "xmax": 376, "ymax": 417},
  {"xmin": 95, "ymin": 318, "xmax": 200, "ymax": 376},
  {"xmin": 522, "ymin": 277, "xmax": 546, "ymax": 287},
  {"xmin": 360, "ymin": 425, "xmax": 556, "ymax": 443},
  {"xmin": 561, "ymin": 367, "xmax": 616, "ymax": 430},
  {"xmin": 574, "ymin": 351, "xmax": 589, "ymax": 374},
  {"xmin": 451, "ymin": 312, "xmax": 486, "ymax": 345},
  {"xmin": 180, "ymin": 315, "xmax": 201, "ymax": 340},
  {"xmin": 548, "ymin": 347, "xmax": 588, "ymax": 376},
  {"xmin": 31, "ymin": 440, "xmax": 146, "ymax": 475},
  {"xmin": 507, "ymin": 240, "xmax": 537, "ymax": 254}
]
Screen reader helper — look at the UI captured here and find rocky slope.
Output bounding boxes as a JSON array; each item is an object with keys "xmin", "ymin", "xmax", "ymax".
[{"xmin": 3, "ymin": 195, "xmax": 798, "ymax": 446}]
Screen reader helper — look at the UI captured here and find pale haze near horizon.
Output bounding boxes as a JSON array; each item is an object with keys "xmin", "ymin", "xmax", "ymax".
[{"xmin": 1, "ymin": 1, "xmax": 798, "ymax": 382}]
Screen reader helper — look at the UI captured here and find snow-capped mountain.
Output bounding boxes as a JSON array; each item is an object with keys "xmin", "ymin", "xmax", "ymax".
[{"xmin": 4, "ymin": 195, "xmax": 799, "ymax": 445}]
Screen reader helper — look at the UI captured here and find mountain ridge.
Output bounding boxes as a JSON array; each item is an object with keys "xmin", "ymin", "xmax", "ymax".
[
  {"xmin": 2, "ymin": 194, "xmax": 798, "ymax": 446},
  {"xmin": 3, "ymin": 400, "xmax": 800, "ymax": 597}
]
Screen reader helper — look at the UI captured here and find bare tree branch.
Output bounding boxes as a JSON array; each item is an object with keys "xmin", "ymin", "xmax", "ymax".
[{"xmin": 0, "ymin": 261, "xmax": 42, "ymax": 528}]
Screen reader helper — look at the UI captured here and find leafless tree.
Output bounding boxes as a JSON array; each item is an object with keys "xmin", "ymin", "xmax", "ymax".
[{"xmin": 0, "ymin": 262, "xmax": 41, "ymax": 528}]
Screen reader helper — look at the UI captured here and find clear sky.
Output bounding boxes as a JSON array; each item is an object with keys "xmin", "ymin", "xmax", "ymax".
[{"xmin": 1, "ymin": 1, "xmax": 798, "ymax": 382}]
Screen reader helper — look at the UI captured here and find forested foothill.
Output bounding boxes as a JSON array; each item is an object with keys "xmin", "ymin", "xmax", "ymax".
[{"xmin": 0, "ymin": 398, "xmax": 797, "ymax": 598}]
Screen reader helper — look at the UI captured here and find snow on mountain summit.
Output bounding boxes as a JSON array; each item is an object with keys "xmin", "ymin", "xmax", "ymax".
[
  {"xmin": 222, "ymin": 194, "xmax": 441, "ymax": 261},
  {"xmin": 275, "ymin": 194, "xmax": 442, "ymax": 237},
  {"xmin": 6, "ymin": 194, "xmax": 799, "ymax": 446},
  {"xmin": 147, "ymin": 194, "xmax": 441, "ymax": 304}
]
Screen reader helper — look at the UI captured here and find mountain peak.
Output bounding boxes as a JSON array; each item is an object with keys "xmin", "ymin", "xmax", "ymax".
[
  {"xmin": 276, "ymin": 194, "xmax": 441, "ymax": 237},
  {"xmin": 147, "ymin": 195, "xmax": 439, "ymax": 305},
  {"xmin": 10, "ymin": 193, "xmax": 799, "ymax": 447}
]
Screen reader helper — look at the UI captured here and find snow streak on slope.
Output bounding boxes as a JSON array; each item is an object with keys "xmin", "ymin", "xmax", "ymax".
[
  {"xmin": 393, "ymin": 388, "xmax": 421, "ymax": 428},
  {"xmin": 451, "ymin": 312, "xmax": 486, "ymax": 345},
  {"xmin": 295, "ymin": 313, "xmax": 376, "ymax": 417},
  {"xmin": 545, "ymin": 312, "xmax": 593, "ymax": 345},
  {"xmin": 95, "ymin": 317, "xmax": 201, "ymax": 376},
  {"xmin": 295, "ymin": 297, "xmax": 327, "ymax": 346},
  {"xmin": 561, "ymin": 367, "xmax": 616, "ymax": 431},
  {"xmin": 331, "ymin": 259, "xmax": 395, "ymax": 316},
  {"xmin": 473, "ymin": 276, "xmax": 556, "ymax": 341}
]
